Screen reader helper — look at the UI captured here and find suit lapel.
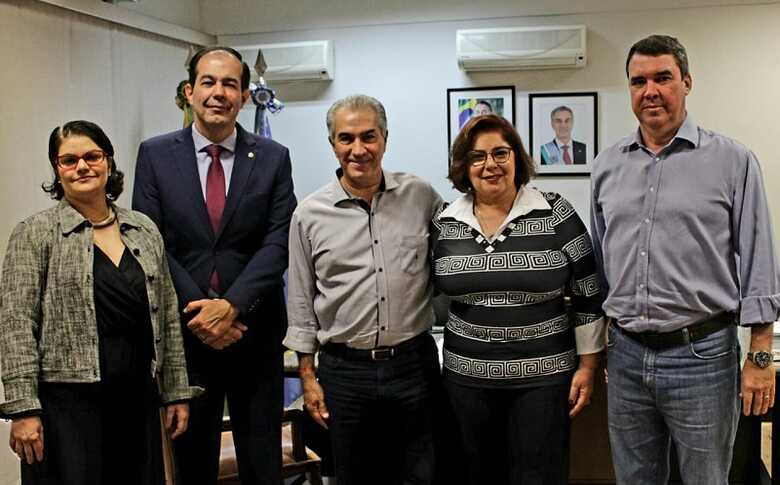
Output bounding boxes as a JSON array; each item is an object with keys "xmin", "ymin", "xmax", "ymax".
[
  {"xmin": 217, "ymin": 125, "xmax": 258, "ymax": 239},
  {"xmin": 173, "ymin": 127, "xmax": 214, "ymax": 237}
]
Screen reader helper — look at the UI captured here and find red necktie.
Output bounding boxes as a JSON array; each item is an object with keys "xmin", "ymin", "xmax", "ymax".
[
  {"xmin": 205, "ymin": 144, "xmax": 225, "ymax": 292},
  {"xmin": 562, "ymin": 145, "xmax": 572, "ymax": 165}
]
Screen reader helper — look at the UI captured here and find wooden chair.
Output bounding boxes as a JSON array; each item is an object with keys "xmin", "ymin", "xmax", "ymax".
[{"xmin": 218, "ymin": 409, "xmax": 323, "ymax": 485}]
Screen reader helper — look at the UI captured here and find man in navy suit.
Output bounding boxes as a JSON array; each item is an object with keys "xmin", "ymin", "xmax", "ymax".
[
  {"xmin": 133, "ymin": 46, "xmax": 296, "ymax": 485},
  {"xmin": 540, "ymin": 105, "xmax": 587, "ymax": 165}
]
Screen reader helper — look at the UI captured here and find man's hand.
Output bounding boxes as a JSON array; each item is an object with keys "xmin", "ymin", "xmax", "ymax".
[
  {"xmin": 569, "ymin": 353, "xmax": 599, "ymax": 417},
  {"xmin": 298, "ymin": 353, "xmax": 329, "ymax": 429},
  {"xmin": 165, "ymin": 403, "xmax": 190, "ymax": 439},
  {"xmin": 742, "ymin": 322, "xmax": 775, "ymax": 416},
  {"xmin": 742, "ymin": 363, "xmax": 775, "ymax": 415},
  {"xmin": 9, "ymin": 416, "xmax": 44, "ymax": 464},
  {"xmin": 184, "ymin": 299, "xmax": 246, "ymax": 349}
]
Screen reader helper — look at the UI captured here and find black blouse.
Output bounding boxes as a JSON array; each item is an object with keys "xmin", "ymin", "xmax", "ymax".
[{"xmin": 93, "ymin": 246, "xmax": 154, "ymax": 383}]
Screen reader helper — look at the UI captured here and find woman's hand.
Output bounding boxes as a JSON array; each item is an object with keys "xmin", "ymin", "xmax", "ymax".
[
  {"xmin": 9, "ymin": 416, "xmax": 44, "ymax": 464},
  {"xmin": 165, "ymin": 403, "xmax": 190, "ymax": 439},
  {"xmin": 569, "ymin": 353, "xmax": 600, "ymax": 418}
]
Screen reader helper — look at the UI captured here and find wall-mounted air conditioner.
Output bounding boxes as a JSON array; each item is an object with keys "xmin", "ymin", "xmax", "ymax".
[
  {"xmin": 456, "ymin": 25, "xmax": 586, "ymax": 71},
  {"xmin": 233, "ymin": 40, "xmax": 334, "ymax": 82}
]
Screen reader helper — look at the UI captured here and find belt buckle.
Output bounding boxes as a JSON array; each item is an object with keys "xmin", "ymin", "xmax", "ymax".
[{"xmin": 371, "ymin": 348, "xmax": 395, "ymax": 361}]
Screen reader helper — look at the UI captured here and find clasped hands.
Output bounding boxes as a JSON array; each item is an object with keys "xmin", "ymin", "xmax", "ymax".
[{"xmin": 185, "ymin": 298, "xmax": 247, "ymax": 350}]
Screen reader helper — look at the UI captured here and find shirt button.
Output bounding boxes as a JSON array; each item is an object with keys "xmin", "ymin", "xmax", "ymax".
[
  {"xmin": 374, "ymin": 240, "xmax": 378, "ymax": 244},
  {"xmin": 380, "ymin": 326, "xmax": 386, "ymax": 331},
  {"xmin": 640, "ymin": 251, "xmax": 646, "ymax": 256},
  {"xmin": 649, "ymin": 187, "xmax": 655, "ymax": 192},
  {"xmin": 654, "ymin": 157, "xmax": 660, "ymax": 162},
  {"xmin": 147, "ymin": 274, "xmax": 155, "ymax": 282},
  {"xmin": 638, "ymin": 283, "xmax": 645, "ymax": 289},
  {"xmin": 133, "ymin": 248, "xmax": 141, "ymax": 256},
  {"xmin": 380, "ymin": 297, "xmax": 386, "ymax": 302},
  {"xmin": 639, "ymin": 315, "xmax": 646, "ymax": 320},
  {"xmin": 151, "ymin": 306, "xmax": 159, "ymax": 313},
  {"xmin": 644, "ymin": 218, "xmax": 650, "ymax": 224},
  {"xmin": 378, "ymin": 268, "xmax": 383, "ymax": 272}
]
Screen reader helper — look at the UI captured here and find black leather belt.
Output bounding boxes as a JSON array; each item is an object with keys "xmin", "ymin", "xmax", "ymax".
[
  {"xmin": 617, "ymin": 312, "xmax": 736, "ymax": 350},
  {"xmin": 321, "ymin": 333, "xmax": 428, "ymax": 361}
]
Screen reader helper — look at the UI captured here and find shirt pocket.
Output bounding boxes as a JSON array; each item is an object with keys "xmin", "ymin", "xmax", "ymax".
[{"xmin": 399, "ymin": 235, "xmax": 427, "ymax": 275}]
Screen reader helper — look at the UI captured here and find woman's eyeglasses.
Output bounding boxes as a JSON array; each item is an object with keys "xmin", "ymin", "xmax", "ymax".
[
  {"xmin": 55, "ymin": 150, "xmax": 108, "ymax": 169},
  {"xmin": 467, "ymin": 147, "xmax": 512, "ymax": 167}
]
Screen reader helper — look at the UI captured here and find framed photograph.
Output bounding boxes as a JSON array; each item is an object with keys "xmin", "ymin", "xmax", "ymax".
[
  {"xmin": 447, "ymin": 86, "xmax": 515, "ymax": 150},
  {"xmin": 529, "ymin": 92, "xmax": 597, "ymax": 175}
]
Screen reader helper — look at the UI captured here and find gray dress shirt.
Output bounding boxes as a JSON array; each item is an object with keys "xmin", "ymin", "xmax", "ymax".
[
  {"xmin": 284, "ymin": 170, "xmax": 443, "ymax": 353},
  {"xmin": 590, "ymin": 116, "xmax": 780, "ymax": 332}
]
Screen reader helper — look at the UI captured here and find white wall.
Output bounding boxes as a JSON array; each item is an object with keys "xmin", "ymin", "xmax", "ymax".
[
  {"xmin": 0, "ymin": 2, "xmax": 192, "ymax": 479},
  {"xmin": 221, "ymin": 2, "xmax": 780, "ymax": 237},
  {"xmin": 122, "ymin": 0, "xmax": 203, "ymax": 32}
]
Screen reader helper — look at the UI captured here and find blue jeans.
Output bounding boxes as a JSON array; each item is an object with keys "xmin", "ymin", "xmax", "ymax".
[
  {"xmin": 606, "ymin": 323, "xmax": 740, "ymax": 485},
  {"xmin": 317, "ymin": 334, "xmax": 439, "ymax": 485}
]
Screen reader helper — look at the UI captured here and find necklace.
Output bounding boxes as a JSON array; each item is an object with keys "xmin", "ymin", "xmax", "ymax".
[{"xmin": 90, "ymin": 208, "xmax": 116, "ymax": 228}]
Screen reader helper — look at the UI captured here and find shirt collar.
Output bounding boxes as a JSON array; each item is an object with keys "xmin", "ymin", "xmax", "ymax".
[
  {"xmin": 326, "ymin": 168, "xmax": 397, "ymax": 205},
  {"xmin": 622, "ymin": 115, "xmax": 700, "ymax": 151},
  {"xmin": 57, "ymin": 200, "xmax": 141, "ymax": 235},
  {"xmin": 191, "ymin": 123, "xmax": 237, "ymax": 154},
  {"xmin": 438, "ymin": 185, "xmax": 551, "ymax": 233}
]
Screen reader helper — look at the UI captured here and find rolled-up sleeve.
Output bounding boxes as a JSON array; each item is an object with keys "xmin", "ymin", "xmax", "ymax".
[
  {"xmin": 734, "ymin": 151, "xmax": 780, "ymax": 325},
  {"xmin": 283, "ymin": 211, "xmax": 320, "ymax": 353}
]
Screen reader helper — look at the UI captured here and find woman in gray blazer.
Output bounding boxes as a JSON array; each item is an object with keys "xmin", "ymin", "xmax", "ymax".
[{"xmin": 0, "ymin": 120, "xmax": 200, "ymax": 484}]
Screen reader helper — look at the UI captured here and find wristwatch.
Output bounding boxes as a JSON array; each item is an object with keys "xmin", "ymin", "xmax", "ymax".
[{"xmin": 747, "ymin": 350, "xmax": 773, "ymax": 369}]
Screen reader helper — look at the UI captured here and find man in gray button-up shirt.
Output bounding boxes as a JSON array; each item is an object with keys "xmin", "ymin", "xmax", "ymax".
[
  {"xmin": 284, "ymin": 95, "xmax": 442, "ymax": 485},
  {"xmin": 591, "ymin": 35, "xmax": 780, "ymax": 484}
]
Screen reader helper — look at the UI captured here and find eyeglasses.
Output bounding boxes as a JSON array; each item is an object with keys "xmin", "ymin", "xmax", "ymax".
[
  {"xmin": 467, "ymin": 147, "xmax": 512, "ymax": 167},
  {"xmin": 55, "ymin": 150, "xmax": 108, "ymax": 169}
]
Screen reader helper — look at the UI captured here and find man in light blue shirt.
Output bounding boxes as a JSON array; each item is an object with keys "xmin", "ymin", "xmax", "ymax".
[{"xmin": 591, "ymin": 34, "xmax": 779, "ymax": 484}]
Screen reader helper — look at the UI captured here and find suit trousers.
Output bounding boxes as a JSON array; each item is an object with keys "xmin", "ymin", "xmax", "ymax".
[{"xmin": 173, "ymin": 340, "xmax": 283, "ymax": 485}]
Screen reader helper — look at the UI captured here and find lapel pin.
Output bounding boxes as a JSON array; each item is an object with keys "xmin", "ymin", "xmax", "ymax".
[{"xmin": 248, "ymin": 152, "xmax": 255, "ymax": 159}]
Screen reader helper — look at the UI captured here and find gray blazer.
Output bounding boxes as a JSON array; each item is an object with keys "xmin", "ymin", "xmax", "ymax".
[{"xmin": 0, "ymin": 200, "xmax": 200, "ymax": 416}]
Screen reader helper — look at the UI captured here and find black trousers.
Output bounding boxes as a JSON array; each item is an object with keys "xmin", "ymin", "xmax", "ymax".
[
  {"xmin": 317, "ymin": 334, "xmax": 440, "ymax": 485},
  {"xmin": 444, "ymin": 377, "xmax": 571, "ymax": 485},
  {"xmin": 173, "ymin": 344, "xmax": 283, "ymax": 485},
  {"xmin": 21, "ymin": 379, "xmax": 164, "ymax": 485}
]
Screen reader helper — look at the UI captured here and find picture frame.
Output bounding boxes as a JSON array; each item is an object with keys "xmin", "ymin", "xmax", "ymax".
[
  {"xmin": 529, "ymin": 92, "xmax": 598, "ymax": 175},
  {"xmin": 447, "ymin": 86, "xmax": 516, "ymax": 152}
]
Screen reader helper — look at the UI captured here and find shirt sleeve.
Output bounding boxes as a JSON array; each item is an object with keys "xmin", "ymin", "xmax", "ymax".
[
  {"xmin": 733, "ymin": 151, "xmax": 780, "ymax": 325},
  {"xmin": 283, "ymin": 211, "xmax": 320, "ymax": 353},
  {"xmin": 0, "ymin": 221, "xmax": 44, "ymax": 416},
  {"xmin": 554, "ymin": 195, "xmax": 606, "ymax": 355}
]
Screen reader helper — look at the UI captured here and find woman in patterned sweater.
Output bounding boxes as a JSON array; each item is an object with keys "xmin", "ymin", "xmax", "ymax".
[{"xmin": 432, "ymin": 114, "xmax": 605, "ymax": 484}]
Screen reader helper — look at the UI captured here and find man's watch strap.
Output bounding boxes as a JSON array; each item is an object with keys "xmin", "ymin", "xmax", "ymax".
[{"xmin": 747, "ymin": 350, "xmax": 773, "ymax": 369}]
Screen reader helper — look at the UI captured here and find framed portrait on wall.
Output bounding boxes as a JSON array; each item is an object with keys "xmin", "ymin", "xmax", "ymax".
[
  {"xmin": 529, "ymin": 92, "xmax": 597, "ymax": 175},
  {"xmin": 447, "ymin": 86, "xmax": 516, "ymax": 151}
]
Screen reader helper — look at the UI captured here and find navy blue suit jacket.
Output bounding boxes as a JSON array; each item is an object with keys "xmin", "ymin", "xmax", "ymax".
[{"xmin": 132, "ymin": 124, "xmax": 296, "ymax": 367}]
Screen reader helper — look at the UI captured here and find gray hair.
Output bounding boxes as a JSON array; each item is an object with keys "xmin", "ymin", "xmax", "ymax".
[
  {"xmin": 626, "ymin": 34, "xmax": 690, "ymax": 78},
  {"xmin": 326, "ymin": 95, "xmax": 388, "ymax": 140},
  {"xmin": 550, "ymin": 105, "xmax": 573, "ymax": 120}
]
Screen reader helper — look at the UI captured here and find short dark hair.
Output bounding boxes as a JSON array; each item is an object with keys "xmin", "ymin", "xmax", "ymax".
[
  {"xmin": 44, "ymin": 120, "xmax": 124, "ymax": 201},
  {"xmin": 475, "ymin": 100, "xmax": 493, "ymax": 112},
  {"xmin": 550, "ymin": 105, "xmax": 573, "ymax": 119},
  {"xmin": 626, "ymin": 34, "xmax": 690, "ymax": 78},
  {"xmin": 448, "ymin": 114, "xmax": 536, "ymax": 193},
  {"xmin": 188, "ymin": 46, "xmax": 251, "ymax": 91}
]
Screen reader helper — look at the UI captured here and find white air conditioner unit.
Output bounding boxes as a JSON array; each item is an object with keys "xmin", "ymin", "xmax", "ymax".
[
  {"xmin": 233, "ymin": 40, "xmax": 334, "ymax": 82},
  {"xmin": 457, "ymin": 25, "xmax": 586, "ymax": 71}
]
